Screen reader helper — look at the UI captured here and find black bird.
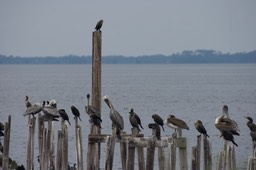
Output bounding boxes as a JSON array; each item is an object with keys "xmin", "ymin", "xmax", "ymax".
[
  {"xmin": 129, "ymin": 108, "xmax": 143, "ymax": 131},
  {"xmin": 95, "ymin": 19, "xmax": 103, "ymax": 31},
  {"xmin": 85, "ymin": 93, "xmax": 102, "ymax": 128},
  {"xmin": 0, "ymin": 130, "xmax": 4, "ymax": 137},
  {"xmin": 103, "ymin": 95, "xmax": 124, "ymax": 139},
  {"xmin": 152, "ymin": 114, "xmax": 165, "ymax": 132},
  {"xmin": 148, "ymin": 123, "xmax": 161, "ymax": 140},
  {"xmin": 220, "ymin": 130, "xmax": 238, "ymax": 147},
  {"xmin": 194, "ymin": 120, "xmax": 209, "ymax": 137},
  {"xmin": 71, "ymin": 105, "xmax": 82, "ymax": 121},
  {"xmin": 25, "ymin": 95, "xmax": 32, "ymax": 108},
  {"xmin": 16, "ymin": 164, "xmax": 25, "ymax": 170},
  {"xmin": 58, "ymin": 109, "xmax": 71, "ymax": 126},
  {"xmin": 245, "ymin": 117, "xmax": 256, "ymax": 131},
  {"xmin": 0, "ymin": 122, "xmax": 4, "ymax": 131},
  {"xmin": 250, "ymin": 131, "xmax": 256, "ymax": 141}
]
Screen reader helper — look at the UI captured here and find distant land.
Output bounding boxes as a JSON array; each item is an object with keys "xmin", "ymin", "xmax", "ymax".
[{"xmin": 0, "ymin": 49, "xmax": 256, "ymax": 64}]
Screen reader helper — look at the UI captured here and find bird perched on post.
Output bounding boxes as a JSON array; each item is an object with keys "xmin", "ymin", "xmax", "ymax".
[
  {"xmin": 95, "ymin": 19, "xmax": 103, "ymax": 31},
  {"xmin": 129, "ymin": 108, "xmax": 143, "ymax": 131},
  {"xmin": 215, "ymin": 105, "xmax": 240, "ymax": 136},
  {"xmin": 148, "ymin": 123, "xmax": 161, "ymax": 140},
  {"xmin": 194, "ymin": 120, "xmax": 209, "ymax": 137},
  {"xmin": 165, "ymin": 114, "xmax": 189, "ymax": 131},
  {"xmin": 71, "ymin": 106, "xmax": 82, "ymax": 121},
  {"xmin": 220, "ymin": 130, "xmax": 238, "ymax": 147},
  {"xmin": 85, "ymin": 93, "xmax": 102, "ymax": 128},
  {"xmin": 103, "ymin": 95, "xmax": 124, "ymax": 139},
  {"xmin": 43, "ymin": 99, "xmax": 59, "ymax": 119},
  {"xmin": 25, "ymin": 95, "xmax": 32, "ymax": 108},
  {"xmin": 152, "ymin": 114, "xmax": 165, "ymax": 132},
  {"xmin": 58, "ymin": 109, "xmax": 71, "ymax": 126},
  {"xmin": 245, "ymin": 116, "xmax": 256, "ymax": 131},
  {"xmin": 23, "ymin": 103, "xmax": 43, "ymax": 117}
]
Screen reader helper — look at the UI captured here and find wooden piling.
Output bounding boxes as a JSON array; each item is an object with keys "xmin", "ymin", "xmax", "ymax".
[
  {"xmin": 146, "ymin": 138, "xmax": 156, "ymax": 170},
  {"xmin": 26, "ymin": 117, "xmax": 36, "ymax": 170},
  {"xmin": 2, "ymin": 115, "xmax": 11, "ymax": 170},
  {"xmin": 105, "ymin": 134, "xmax": 116, "ymax": 170},
  {"xmin": 203, "ymin": 135, "xmax": 212, "ymax": 170},
  {"xmin": 38, "ymin": 114, "xmax": 44, "ymax": 169},
  {"xmin": 76, "ymin": 120, "xmax": 83, "ymax": 170}
]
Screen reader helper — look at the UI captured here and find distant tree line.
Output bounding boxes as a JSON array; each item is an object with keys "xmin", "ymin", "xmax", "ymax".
[{"xmin": 0, "ymin": 50, "xmax": 256, "ymax": 64}]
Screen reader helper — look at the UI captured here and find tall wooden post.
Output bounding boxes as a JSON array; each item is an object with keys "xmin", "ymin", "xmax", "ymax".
[{"xmin": 91, "ymin": 30, "xmax": 102, "ymax": 169}]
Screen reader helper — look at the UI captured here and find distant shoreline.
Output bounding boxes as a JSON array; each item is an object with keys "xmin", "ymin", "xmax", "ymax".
[{"xmin": 1, "ymin": 49, "xmax": 256, "ymax": 64}]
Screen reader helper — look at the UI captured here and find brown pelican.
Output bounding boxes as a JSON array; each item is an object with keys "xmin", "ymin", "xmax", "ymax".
[
  {"xmin": 58, "ymin": 109, "xmax": 71, "ymax": 126},
  {"xmin": 85, "ymin": 93, "xmax": 102, "ymax": 128},
  {"xmin": 194, "ymin": 120, "xmax": 209, "ymax": 137},
  {"xmin": 129, "ymin": 108, "xmax": 143, "ymax": 131},
  {"xmin": 95, "ymin": 19, "xmax": 103, "ymax": 31},
  {"xmin": 39, "ymin": 114, "xmax": 59, "ymax": 122},
  {"xmin": 43, "ymin": 99, "xmax": 59, "ymax": 119},
  {"xmin": 103, "ymin": 95, "xmax": 124, "ymax": 139},
  {"xmin": 71, "ymin": 105, "xmax": 82, "ymax": 121},
  {"xmin": 245, "ymin": 117, "xmax": 256, "ymax": 131},
  {"xmin": 152, "ymin": 114, "xmax": 165, "ymax": 132},
  {"xmin": 148, "ymin": 123, "xmax": 161, "ymax": 140},
  {"xmin": 25, "ymin": 95, "xmax": 32, "ymax": 108},
  {"xmin": 215, "ymin": 105, "xmax": 240, "ymax": 136},
  {"xmin": 220, "ymin": 130, "xmax": 238, "ymax": 147},
  {"xmin": 23, "ymin": 102, "xmax": 43, "ymax": 117},
  {"xmin": 165, "ymin": 114, "xmax": 189, "ymax": 131}
]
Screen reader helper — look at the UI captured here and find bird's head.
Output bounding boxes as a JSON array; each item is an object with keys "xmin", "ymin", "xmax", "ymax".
[
  {"xmin": 87, "ymin": 93, "xmax": 90, "ymax": 99},
  {"xmin": 49, "ymin": 99, "xmax": 57, "ymax": 107}
]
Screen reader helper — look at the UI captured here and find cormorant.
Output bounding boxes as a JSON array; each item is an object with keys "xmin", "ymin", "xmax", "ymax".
[
  {"xmin": 71, "ymin": 105, "xmax": 82, "ymax": 121},
  {"xmin": 194, "ymin": 120, "xmax": 209, "ymax": 137},
  {"xmin": 25, "ymin": 95, "xmax": 32, "ymax": 108},
  {"xmin": 58, "ymin": 109, "xmax": 71, "ymax": 126},
  {"xmin": 85, "ymin": 93, "xmax": 102, "ymax": 128},
  {"xmin": 165, "ymin": 114, "xmax": 189, "ymax": 131},
  {"xmin": 129, "ymin": 108, "xmax": 143, "ymax": 131},
  {"xmin": 95, "ymin": 19, "xmax": 103, "ymax": 31},
  {"xmin": 0, "ymin": 122, "xmax": 4, "ymax": 131},
  {"xmin": 148, "ymin": 123, "xmax": 161, "ymax": 140},
  {"xmin": 152, "ymin": 114, "xmax": 165, "ymax": 132},
  {"xmin": 103, "ymin": 95, "xmax": 124, "ymax": 139},
  {"xmin": 245, "ymin": 117, "xmax": 256, "ymax": 131},
  {"xmin": 215, "ymin": 105, "xmax": 240, "ymax": 136},
  {"xmin": 220, "ymin": 130, "xmax": 238, "ymax": 147}
]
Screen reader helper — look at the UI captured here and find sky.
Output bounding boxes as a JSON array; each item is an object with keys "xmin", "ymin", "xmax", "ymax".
[{"xmin": 0, "ymin": 1, "xmax": 256, "ymax": 57}]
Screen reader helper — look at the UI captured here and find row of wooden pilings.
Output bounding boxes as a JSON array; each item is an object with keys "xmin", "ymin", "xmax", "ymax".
[{"xmin": 2, "ymin": 114, "xmax": 256, "ymax": 169}]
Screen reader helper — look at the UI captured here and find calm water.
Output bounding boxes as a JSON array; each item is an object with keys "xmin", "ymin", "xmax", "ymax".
[{"xmin": 0, "ymin": 64, "xmax": 256, "ymax": 169}]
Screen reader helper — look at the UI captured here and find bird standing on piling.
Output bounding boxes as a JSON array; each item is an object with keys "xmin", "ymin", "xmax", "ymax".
[
  {"xmin": 43, "ymin": 99, "xmax": 59, "ymax": 119},
  {"xmin": 215, "ymin": 105, "xmax": 240, "ymax": 136},
  {"xmin": 103, "ymin": 95, "xmax": 124, "ymax": 139},
  {"xmin": 23, "ymin": 103, "xmax": 43, "ymax": 117},
  {"xmin": 71, "ymin": 106, "xmax": 82, "ymax": 121},
  {"xmin": 25, "ymin": 95, "xmax": 32, "ymax": 108},
  {"xmin": 152, "ymin": 114, "xmax": 165, "ymax": 132},
  {"xmin": 245, "ymin": 117, "xmax": 256, "ymax": 131},
  {"xmin": 95, "ymin": 19, "xmax": 103, "ymax": 31},
  {"xmin": 220, "ymin": 130, "xmax": 238, "ymax": 147},
  {"xmin": 148, "ymin": 123, "xmax": 161, "ymax": 140},
  {"xmin": 129, "ymin": 108, "xmax": 143, "ymax": 131},
  {"xmin": 194, "ymin": 120, "xmax": 209, "ymax": 137},
  {"xmin": 165, "ymin": 114, "xmax": 189, "ymax": 131},
  {"xmin": 58, "ymin": 109, "xmax": 71, "ymax": 126},
  {"xmin": 85, "ymin": 93, "xmax": 102, "ymax": 128}
]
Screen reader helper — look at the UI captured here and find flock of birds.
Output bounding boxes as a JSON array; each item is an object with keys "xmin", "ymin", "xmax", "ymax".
[{"xmin": 21, "ymin": 94, "xmax": 256, "ymax": 149}]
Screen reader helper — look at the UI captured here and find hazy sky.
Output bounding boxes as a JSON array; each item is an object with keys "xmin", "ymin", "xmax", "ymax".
[{"xmin": 0, "ymin": 1, "xmax": 255, "ymax": 57}]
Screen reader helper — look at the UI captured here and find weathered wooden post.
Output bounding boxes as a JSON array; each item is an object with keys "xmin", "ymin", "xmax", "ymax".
[
  {"xmin": 177, "ymin": 129, "xmax": 188, "ymax": 170},
  {"xmin": 86, "ymin": 26, "xmax": 102, "ymax": 170},
  {"xmin": 26, "ymin": 117, "xmax": 36, "ymax": 170},
  {"xmin": 203, "ymin": 135, "xmax": 212, "ymax": 170},
  {"xmin": 75, "ymin": 118, "xmax": 83, "ymax": 170},
  {"xmin": 38, "ymin": 114, "xmax": 44, "ymax": 169},
  {"xmin": 2, "ymin": 115, "xmax": 11, "ymax": 170}
]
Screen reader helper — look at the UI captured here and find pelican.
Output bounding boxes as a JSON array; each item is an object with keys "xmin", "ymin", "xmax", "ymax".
[
  {"xmin": 23, "ymin": 103, "xmax": 43, "ymax": 117},
  {"xmin": 85, "ymin": 93, "xmax": 102, "ymax": 128},
  {"xmin": 71, "ymin": 105, "xmax": 82, "ymax": 121},
  {"xmin": 165, "ymin": 114, "xmax": 189, "ymax": 131},
  {"xmin": 39, "ymin": 114, "xmax": 59, "ymax": 122},
  {"xmin": 194, "ymin": 120, "xmax": 209, "ymax": 137},
  {"xmin": 43, "ymin": 99, "xmax": 59, "ymax": 119},
  {"xmin": 215, "ymin": 105, "xmax": 240, "ymax": 136},
  {"xmin": 103, "ymin": 95, "xmax": 124, "ymax": 139},
  {"xmin": 152, "ymin": 114, "xmax": 165, "ymax": 132},
  {"xmin": 220, "ymin": 130, "xmax": 238, "ymax": 147},
  {"xmin": 95, "ymin": 19, "xmax": 103, "ymax": 31},
  {"xmin": 148, "ymin": 123, "xmax": 161, "ymax": 140},
  {"xmin": 245, "ymin": 117, "xmax": 256, "ymax": 131},
  {"xmin": 129, "ymin": 108, "xmax": 143, "ymax": 131},
  {"xmin": 58, "ymin": 109, "xmax": 71, "ymax": 126}
]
